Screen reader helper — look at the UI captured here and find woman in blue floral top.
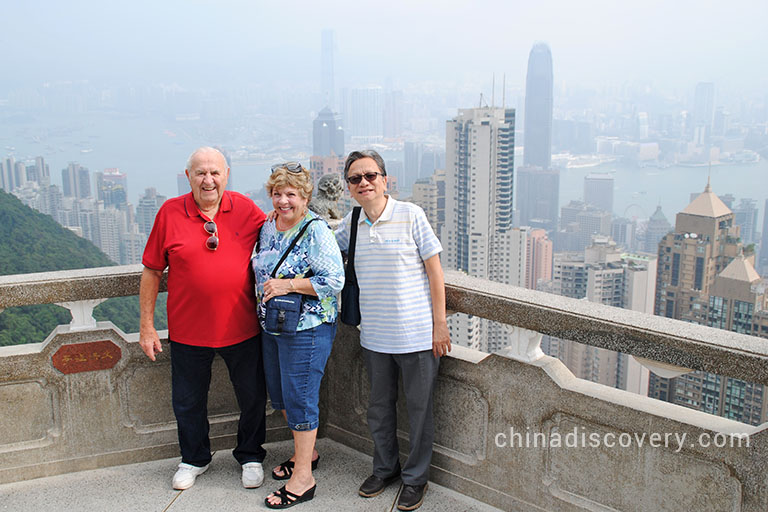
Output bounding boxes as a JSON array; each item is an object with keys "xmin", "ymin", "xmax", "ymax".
[{"xmin": 251, "ymin": 163, "xmax": 344, "ymax": 509}]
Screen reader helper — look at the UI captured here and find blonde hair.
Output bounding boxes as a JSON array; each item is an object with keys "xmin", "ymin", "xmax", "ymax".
[{"xmin": 266, "ymin": 167, "xmax": 313, "ymax": 202}]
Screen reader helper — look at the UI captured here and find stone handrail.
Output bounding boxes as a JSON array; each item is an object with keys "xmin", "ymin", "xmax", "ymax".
[{"xmin": 2, "ymin": 266, "xmax": 766, "ymax": 385}]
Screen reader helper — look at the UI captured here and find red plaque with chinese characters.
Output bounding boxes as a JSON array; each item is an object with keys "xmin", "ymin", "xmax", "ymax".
[{"xmin": 52, "ymin": 340, "xmax": 122, "ymax": 374}]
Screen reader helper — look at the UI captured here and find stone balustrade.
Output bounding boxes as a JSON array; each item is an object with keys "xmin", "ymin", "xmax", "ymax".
[{"xmin": 1, "ymin": 266, "xmax": 766, "ymax": 510}]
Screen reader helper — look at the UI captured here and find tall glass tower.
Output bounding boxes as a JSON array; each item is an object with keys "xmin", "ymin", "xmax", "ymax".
[{"xmin": 523, "ymin": 43, "xmax": 553, "ymax": 169}]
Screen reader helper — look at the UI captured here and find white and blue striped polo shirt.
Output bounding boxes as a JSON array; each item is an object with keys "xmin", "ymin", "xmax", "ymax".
[{"xmin": 336, "ymin": 197, "xmax": 442, "ymax": 354}]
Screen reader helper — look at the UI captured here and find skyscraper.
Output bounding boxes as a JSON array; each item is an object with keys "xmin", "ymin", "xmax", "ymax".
[
  {"xmin": 523, "ymin": 43, "xmax": 553, "ymax": 169},
  {"xmin": 0, "ymin": 156, "xmax": 14, "ymax": 192},
  {"xmin": 692, "ymin": 82, "xmax": 715, "ymax": 144},
  {"xmin": 649, "ymin": 189, "xmax": 768, "ymax": 426},
  {"xmin": 584, "ymin": 173, "xmax": 614, "ymax": 214},
  {"xmin": 320, "ymin": 29, "xmax": 335, "ymax": 110},
  {"xmin": 733, "ymin": 198, "xmax": 759, "ymax": 244},
  {"xmin": 136, "ymin": 187, "xmax": 167, "ymax": 236},
  {"xmin": 643, "ymin": 205, "xmax": 671, "ymax": 254},
  {"xmin": 654, "ymin": 183, "xmax": 741, "ymax": 319},
  {"xmin": 312, "ymin": 107, "xmax": 344, "ymax": 157},
  {"xmin": 515, "ymin": 166, "xmax": 559, "ymax": 232},
  {"xmin": 759, "ymin": 199, "xmax": 768, "ymax": 275},
  {"xmin": 349, "ymin": 86, "xmax": 383, "ymax": 143},
  {"xmin": 95, "ymin": 168, "xmax": 128, "ymax": 208},
  {"xmin": 443, "ymin": 107, "xmax": 515, "ymax": 351},
  {"xmin": 61, "ymin": 163, "xmax": 91, "ymax": 199}
]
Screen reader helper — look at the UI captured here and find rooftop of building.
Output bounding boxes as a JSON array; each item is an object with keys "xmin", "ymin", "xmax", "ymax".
[
  {"xmin": 681, "ymin": 181, "xmax": 732, "ymax": 218},
  {"xmin": 719, "ymin": 253, "xmax": 762, "ymax": 283}
]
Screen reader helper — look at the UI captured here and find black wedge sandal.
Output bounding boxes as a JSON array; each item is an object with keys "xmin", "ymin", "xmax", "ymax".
[{"xmin": 264, "ymin": 484, "xmax": 317, "ymax": 509}]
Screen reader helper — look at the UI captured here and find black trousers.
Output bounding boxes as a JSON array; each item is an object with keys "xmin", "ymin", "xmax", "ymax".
[{"xmin": 170, "ymin": 335, "xmax": 267, "ymax": 467}]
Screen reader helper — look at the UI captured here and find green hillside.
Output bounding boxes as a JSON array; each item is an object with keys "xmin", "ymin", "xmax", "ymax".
[{"xmin": 0, "ymin": 190, "xmax": 166, "ymax": 345}]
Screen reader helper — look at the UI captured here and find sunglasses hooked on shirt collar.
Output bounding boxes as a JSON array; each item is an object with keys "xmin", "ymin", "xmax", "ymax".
[
  {"xmin": 346, "ymin": 172, "xmax": 384, "ymax": 185},
  {"xmin": 203, "ymin": 220, "xmax": 219, "ymax": 251}
]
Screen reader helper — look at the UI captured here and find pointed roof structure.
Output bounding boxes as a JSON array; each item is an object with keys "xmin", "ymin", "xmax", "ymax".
[
  {"xmin": 719, "ymin": 253, "xmax": 761, "ymax": 283},
  {"xmin": 649, "ymin": 204, "xmax": 669, "ymax": 222},
  {"xmin": 681, "ymin": 180, "xmax": 732, "ymax": 218}
]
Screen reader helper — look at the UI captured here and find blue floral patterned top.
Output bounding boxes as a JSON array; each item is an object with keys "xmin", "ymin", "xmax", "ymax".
[{"xmin": 251, "ymin": 211, "xmax": 344, "ymax": 333}]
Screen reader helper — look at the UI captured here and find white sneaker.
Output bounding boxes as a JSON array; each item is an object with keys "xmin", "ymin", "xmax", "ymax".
[
  {"xmin": 241, "ymin": 462, "xmax": 265, "ymax": 488},
  {"xmin": 172, "ymin": 462, "xmax": 209, "ymax": 490}
]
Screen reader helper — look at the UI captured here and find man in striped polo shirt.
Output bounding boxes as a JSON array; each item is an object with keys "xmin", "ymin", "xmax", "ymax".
[{"xmin": 336, "ymin": 150, "xmax": 451, "ymax": 511}]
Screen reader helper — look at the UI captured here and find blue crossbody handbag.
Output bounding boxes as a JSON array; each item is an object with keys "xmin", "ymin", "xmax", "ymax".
[{"xmin": 263, "ymin": 218, "xmax": 318, "ymax": 334}]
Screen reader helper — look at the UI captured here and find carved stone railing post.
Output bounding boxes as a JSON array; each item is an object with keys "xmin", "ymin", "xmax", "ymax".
[
  {"xmin": 55, "ymin": 299, "xmax": 106, "ymax": 331},
  {"xmin": 497, "ymin": 326, "xmax": 545, "ymax": 363}
]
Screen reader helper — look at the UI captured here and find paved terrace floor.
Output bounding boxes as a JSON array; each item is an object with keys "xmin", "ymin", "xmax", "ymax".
[{"xmin": 0, "ymin": 438, "xmax": 501, "ymax": 512}]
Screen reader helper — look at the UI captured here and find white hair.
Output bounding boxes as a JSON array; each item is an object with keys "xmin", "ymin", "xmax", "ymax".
[{"xmin": 186, "ymin": 146, "xmax": 227, "ymax": 170}]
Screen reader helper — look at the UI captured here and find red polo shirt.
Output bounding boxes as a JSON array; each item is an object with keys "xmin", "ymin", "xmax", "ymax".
[{"xmin": 143, "ymin": 191, "xmax": 266, "ymax": 347}]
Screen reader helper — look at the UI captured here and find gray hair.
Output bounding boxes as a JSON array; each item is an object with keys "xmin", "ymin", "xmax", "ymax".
[
  {"xmin": 186, "ymin": 146, "xmax": 227, "ymax": 170},
  {"xmin": 343, "ymin": 150, "xmax": 387, "ymax": 179}
]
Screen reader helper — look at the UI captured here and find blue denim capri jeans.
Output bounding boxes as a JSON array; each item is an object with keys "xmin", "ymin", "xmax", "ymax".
[{"xmin": 262, "ymin": 322, "xmax": 336, "ymax": 431}]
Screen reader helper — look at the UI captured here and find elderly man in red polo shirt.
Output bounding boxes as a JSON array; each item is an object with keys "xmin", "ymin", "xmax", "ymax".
[{"xmin": 139, "ymin": 146, "xmax": 267, "ymax": 491}]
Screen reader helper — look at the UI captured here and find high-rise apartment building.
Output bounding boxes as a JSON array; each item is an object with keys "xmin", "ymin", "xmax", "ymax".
[
  {"xmin": 525, "ymin": 228, "xmax": 553, "ymax": 290},
  {"xmin": 95, "ymin": 168, "xmax": 128, "ymax": 208},
  {"xmin": 550, "ymin": 237, "xmax": 657, "ymax": 392},
  {"xmin": 312, "ymin": 108, "xmax": 344, "ymax": 157},
  {"xmin": 308, "ymin": 155, "xmax": 345, "ymax": 190},
  {"xmin": 732, "ymin": 198, "xmax": 759, "ymax": 245},
  {"xmin": 523, "ymin": 43, "xmax": 553, "ymax": 169},
  {"xmin": 649, "ymin": 183, "xmax": 768, "ymax": 425},
  {"xmin": 410, "ymin": 167, "xmax": 445, "ymax": 237},
  {"xmin": 61, "ymin": 163, "xmax": 91, "ymax": 199},
  {"xmin": 555, "ymin": 200, "xmax": 612, "ymax": 253},
  {"xmin": 611, "ymin": 217, "xmax": 637, "ymax": 252},
  {"xmin": 443, "ymin": 107, "xmax": 515, "ymax": 351},
  {"xmin": 135, "ymin": 187, "xmax": 167, "ymax": 236},
  {"xmin": 0, "ymin": 156, "xmax": 14, "ymax": 192},
  {"xmin": 655, "ymin": 183, "xmax": 741, "ymax": 319}
]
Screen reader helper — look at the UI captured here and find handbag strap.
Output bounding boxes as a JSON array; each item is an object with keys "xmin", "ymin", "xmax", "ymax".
[
  {"xmin": 346, "ymin": 207, "xmax": 361, "ymax": 280},
  {"xmin": 270, "ymin": 218, "xmax": 318, "ymax": 278}
]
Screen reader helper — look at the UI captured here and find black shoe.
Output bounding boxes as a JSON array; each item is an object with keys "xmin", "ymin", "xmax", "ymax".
[
  {"xmin": 264, "ymin": 484, "xmax": 316, "ymax": 509},
  {"xmin": 397, "ymin": 483, "xmax": 428, "ymax": 511},
  {"xmin": 358, "ymin": 472, "xmax": 401, "ymax": 498}
]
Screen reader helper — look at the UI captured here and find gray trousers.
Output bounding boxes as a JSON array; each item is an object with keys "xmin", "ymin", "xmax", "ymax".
[{"xmin": 363, "ymin": 347, "xmax": 440, "ymax": 486}]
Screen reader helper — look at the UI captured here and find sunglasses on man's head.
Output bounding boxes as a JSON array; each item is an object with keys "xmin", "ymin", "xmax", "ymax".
[
  {"xmin": 204, "ymin": 220, "xmax": 219, "ymax": 251},
  {"xmin": 271, "ymin": 162, "xmax": 305, "ymax": 174},
  {"xmin": 346, "ymin": 172, "xmax": 384, "ymax": 185}
]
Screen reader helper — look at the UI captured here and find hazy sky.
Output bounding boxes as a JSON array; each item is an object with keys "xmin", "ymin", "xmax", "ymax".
[{"xmin": 2, "ymin": 0, "xmax": 767, "ymax": 93}]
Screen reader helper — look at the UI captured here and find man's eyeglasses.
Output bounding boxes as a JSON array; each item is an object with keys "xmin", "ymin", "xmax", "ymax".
[
  {"xmin": 204, "ymin": 221, "xmax": 219, "ymax": 251},
  {"xmin": 346, "ymin": 172, "xmax": 384, "ymax": 185},
  {"xmin": 271, "ymin": 162, "xmax": 305, "ymax": 174}
]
